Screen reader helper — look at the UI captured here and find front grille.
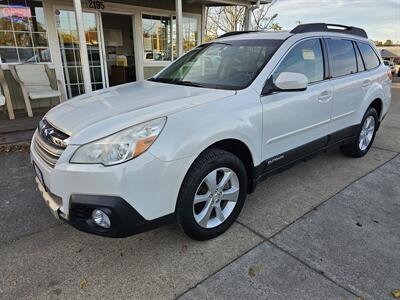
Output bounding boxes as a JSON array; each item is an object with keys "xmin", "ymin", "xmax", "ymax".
[{"xmin": 33, "ymin": 120, "xmax": 69, "ymax": 168}]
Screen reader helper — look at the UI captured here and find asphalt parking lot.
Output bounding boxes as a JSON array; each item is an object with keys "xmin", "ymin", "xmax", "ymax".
[{"xmin": 1, "ymin": 80, "xmax": 399, "ymax": 299}]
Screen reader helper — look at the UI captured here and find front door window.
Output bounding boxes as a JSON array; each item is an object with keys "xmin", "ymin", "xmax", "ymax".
[{"xmin": 272, "ymin": 38, "xmax": 324, "ymax": 84}]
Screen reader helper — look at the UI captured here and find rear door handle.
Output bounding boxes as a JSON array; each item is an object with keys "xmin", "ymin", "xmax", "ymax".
[
  {"xmin": 318, "ymin": 91, "xmax": 332, "ymax": 103},
  {"xmin": 362, "ymin": 80, "xmax": 372, "ymax": 89}
]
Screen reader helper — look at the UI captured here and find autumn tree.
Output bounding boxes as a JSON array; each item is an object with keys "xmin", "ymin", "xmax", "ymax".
[{"xmin": 384, "ymin": 39, "xmax": 394, "ymax": 46}]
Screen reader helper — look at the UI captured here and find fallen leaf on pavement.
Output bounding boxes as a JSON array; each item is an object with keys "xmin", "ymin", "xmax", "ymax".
[
  {"xmin": 248, "ymin": 265, "xmax": 262, "ymax": 277},
  {"xmin": 392, "ymin": 290, "xmax": 400, "ymax": 298},
  {"xmin": 79, "ymin": 278, "xmax": 89, "ymax": 289},
  {"xmin": 181, "ymin": 244, "xmax": 188, "ymax": 253}
]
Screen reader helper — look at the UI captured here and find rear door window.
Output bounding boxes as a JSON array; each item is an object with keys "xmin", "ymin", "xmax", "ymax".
[
  {"xmin": 357, "ymin": 42, "xmax": 381, "ymax": 70},
  {"xmin": 326, "ymin": 39, "xmax": 357, "ymax": 78},
  {"xmin": 354, "ymin": 42, "xmax": 365, "ymax": 72}
]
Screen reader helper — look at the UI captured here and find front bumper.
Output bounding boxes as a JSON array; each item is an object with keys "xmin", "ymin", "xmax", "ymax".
[
  {"xmin": 68, "ymin": 194, "xmax": 174, "ymax": 237},
  {"xmin": 31, "ymin": 142, "xmax": 194, "ymax": 237},
  {"xmin": 35, "ymin": 176, "xmax": 173, "ymax": 237},
  {"xmin": 35, "ymin": 177, "xmax": 64, "ymax": 220}
]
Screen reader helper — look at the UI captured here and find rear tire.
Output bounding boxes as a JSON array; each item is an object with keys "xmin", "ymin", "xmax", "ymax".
[
  {"xmin": 176, "ymin": 148, "xmax": 247, "ymax": 240},
  {"xmin": 341, "ymin": 107, "xmax": 378, "ymax": 158}
]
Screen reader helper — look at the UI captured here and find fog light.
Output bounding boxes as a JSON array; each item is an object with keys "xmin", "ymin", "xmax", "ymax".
[{"xmin": 92, "ymin": 209, "xmax": 111, "ymax": 229}]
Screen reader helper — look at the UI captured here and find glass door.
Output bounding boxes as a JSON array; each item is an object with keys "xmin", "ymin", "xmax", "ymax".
[
  {"xmin": 84, "ymin": 12, "xmax": 105, "ymax": 92},
  {"xmin": 54, "ymin": 9, "xmax": 105, "ymax": 98}
]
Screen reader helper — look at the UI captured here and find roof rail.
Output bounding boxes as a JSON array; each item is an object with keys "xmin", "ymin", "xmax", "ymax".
[
  {"xmin": 290, "ymin": 23, "xmax": 368, "ymax": 38},
  {"xmin": 217, "ymin": 30, "xmax": 260, "ymax": 39}
]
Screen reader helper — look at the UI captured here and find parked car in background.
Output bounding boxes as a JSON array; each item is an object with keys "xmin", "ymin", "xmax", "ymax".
[
  {"xmin": 384, "ymin": 60, "xmax": 396, "ymax": 74},
  {"xmin": 31, "ymin": 23, "xmax": 392, "ymax": 240}
]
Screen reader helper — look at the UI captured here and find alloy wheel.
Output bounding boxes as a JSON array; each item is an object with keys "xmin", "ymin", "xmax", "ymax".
[
  {"xmin": 359, "ymin": 116, "xmax": 375, "ymax": 151},
  {"xmin": 193, "ymin": 167, "xmax": 240, "ymax": 229}
]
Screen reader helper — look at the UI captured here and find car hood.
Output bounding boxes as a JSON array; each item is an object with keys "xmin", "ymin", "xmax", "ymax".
[{"xmin": 45, "ymin": 80, "xmax": 235, "ymax": 143}]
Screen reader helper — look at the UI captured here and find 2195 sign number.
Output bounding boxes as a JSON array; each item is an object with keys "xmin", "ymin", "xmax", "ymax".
[{"xmin": 87, "ymin": 0, "xmax": 105, "ymax": 9}]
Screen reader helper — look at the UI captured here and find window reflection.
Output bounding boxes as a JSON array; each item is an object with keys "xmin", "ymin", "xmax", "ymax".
[
  {"xmin": 142, "ymin": 14, "xmax": 199, "ymax": 62},
  {"xmin": 142, "ymin": 14, "xmax": 172, "ymax": 62},
  {"xmin": 0, "ymin": 0, "xmax": 51, "ymax": 63},
  {"xmin": 173, "ymin": 16, "xmax": 198, "ymax": 59}
]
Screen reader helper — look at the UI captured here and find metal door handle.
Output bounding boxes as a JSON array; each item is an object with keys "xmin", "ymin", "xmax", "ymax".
[
  {"xmin": 318, "ymin": 91, "xmax": 332, "ymax": 102},
  {"xmin": 362, "ymin": 80, "xmax": 372, "ymax": 89}
]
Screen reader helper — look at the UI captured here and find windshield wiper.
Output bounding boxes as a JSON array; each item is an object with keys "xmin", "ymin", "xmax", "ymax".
[
  {"xmin": 148, "ymin": 77, "xmax": 162, "ymax": 82},
  {"xmin": 212, "ymin": 41, "xmax": 232, "ymax": 46},
  {"xmin": 149, "ymin": 77, "xmax": 207, "ymax": 88},
  {"xmin": 173, "ymin": 81, "xmax": 207, "ymax": 88}
]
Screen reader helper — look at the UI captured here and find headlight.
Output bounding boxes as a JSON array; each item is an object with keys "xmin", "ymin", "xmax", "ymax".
[{"xmin": 70, "ymin": 117, "xmax": 166, "ymax": 166}]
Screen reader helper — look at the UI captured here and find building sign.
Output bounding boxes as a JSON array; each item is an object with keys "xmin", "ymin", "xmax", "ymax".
[
  {"xmin": 1, "ymin": 6, "xmax": 31, "ymax": 19},
  {"xmin": 86, "ymin": 0, "xmax": 105, "ymax": 10}
]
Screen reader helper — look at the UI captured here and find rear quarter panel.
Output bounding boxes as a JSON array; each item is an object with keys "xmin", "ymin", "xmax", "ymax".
[{"xmin": 357, "ymin": 65, "xmax": 391, "ymax": 123}]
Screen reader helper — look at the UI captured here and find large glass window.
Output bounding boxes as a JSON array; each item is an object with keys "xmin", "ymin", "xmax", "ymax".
[
  {"xmin": 326, "ymin": 39, "xmax": 357, "ymax": 78},
  {"xmin": 142, "ymin": 14, "xmax": 199, "ymax": 62},
  {"xmin": 272, "ymin": 39, "xmax": 324, "ymax": 84},
  {"xmin": 0, "ymin": 0, "xmax": 50, "ymax": 63},
  {"xmin": 151, "ymin": 39, "xmax": 282, "ymax": 90},
  {"xmin": 357, "ymin": 42, "xmax": 380, "ymax": 70},
  {"xmin": 182, "ymin": 16, "xmax": 198, "ymax": 53},
  {"xmin": 172, "ymin": 16, "xmax": 198, "ymax": 59},
  {"xmin": 142, "ymin": 14, "xmax": 172, "ymax": 62}
]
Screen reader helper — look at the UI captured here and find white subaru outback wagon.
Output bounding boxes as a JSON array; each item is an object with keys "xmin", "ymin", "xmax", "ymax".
[{"xmin": 31, "ymin": 23, "xmax": 392, "ymax": 240}]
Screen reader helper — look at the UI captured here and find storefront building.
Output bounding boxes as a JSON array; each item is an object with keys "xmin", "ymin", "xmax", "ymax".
[{"xmin": 0, "ymin": 0, "xmax": 267, "ymax": 123}]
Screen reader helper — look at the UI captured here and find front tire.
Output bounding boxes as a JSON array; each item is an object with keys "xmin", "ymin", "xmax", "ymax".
[
  {"xmin": 177, "ymin": 148, "xmax": 247, "ymax": 240},
  {"xmin": 341, "ymin": 107, "xmax": 378, "ymax": 157}
]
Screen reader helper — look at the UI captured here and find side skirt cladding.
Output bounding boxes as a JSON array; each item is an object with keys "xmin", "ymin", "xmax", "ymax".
[{"xmin": 250, "ymin": 125, "xmax": 359, "ymax": 191}]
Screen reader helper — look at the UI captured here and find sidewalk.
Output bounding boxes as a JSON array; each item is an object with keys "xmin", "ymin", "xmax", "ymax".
[{"xmin": 181, "ymin": 154, "xmax": 400, "ymax": 299}]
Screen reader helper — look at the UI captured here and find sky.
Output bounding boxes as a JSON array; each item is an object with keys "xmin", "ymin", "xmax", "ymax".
[{"xmin": 267, "ymin": 0, "xmax": 400, "ymax": 43}]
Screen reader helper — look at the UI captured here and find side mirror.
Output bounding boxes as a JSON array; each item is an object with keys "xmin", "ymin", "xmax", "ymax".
[
  {"xmin": 274, "ymin": 72, "xmax": 308, "ymax": 91},
  {"xmin": 262, "ymin": 72, "xmax": 308, "ymax": 95}
]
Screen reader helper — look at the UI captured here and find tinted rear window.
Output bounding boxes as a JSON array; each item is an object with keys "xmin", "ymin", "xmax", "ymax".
[
  {"xmin": 327, "ymin": 39, "xmax": 357, "ymax": 78},
  {"xmin": 358, "ymin": 42, "xmax": 380, "ymax": 70},
  {"xmin": 354, "ymin": 42, "xmax": 365, "ymax": 72}
]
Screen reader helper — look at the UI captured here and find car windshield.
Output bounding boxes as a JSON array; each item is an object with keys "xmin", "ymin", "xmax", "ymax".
[{"xmin": 150, "ymin": 39, "xmax": 283, "ymax": 90}]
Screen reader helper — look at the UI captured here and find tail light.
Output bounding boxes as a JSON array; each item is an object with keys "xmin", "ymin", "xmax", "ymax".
[{"xmin": 387, "ymin": 68, "xmax": 393, "ymax": 81}]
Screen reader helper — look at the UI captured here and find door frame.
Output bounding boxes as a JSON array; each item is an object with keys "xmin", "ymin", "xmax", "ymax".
[
  {"xmin": 98, "ymin": 10, "xmax": 143, "ymax": 87},
  {"xmin": 95, "ymin": 11, "xmax": 108, "ymax": 89}
]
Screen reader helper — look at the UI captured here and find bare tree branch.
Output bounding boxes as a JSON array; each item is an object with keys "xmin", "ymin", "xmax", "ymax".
[{"xmin": 206, "ymin": 3, "xmax": 281, "ymax": 40}]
